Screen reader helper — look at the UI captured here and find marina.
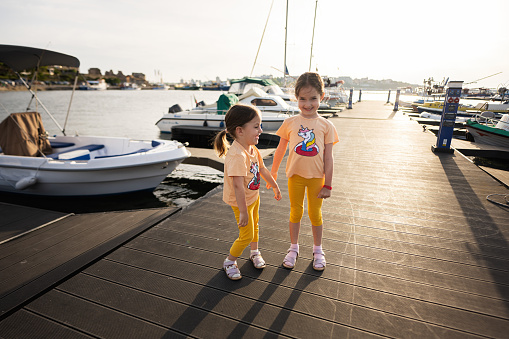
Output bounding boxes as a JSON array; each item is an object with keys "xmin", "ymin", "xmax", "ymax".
[{"xmin": 1, "ymin": 101, "xmax": 508, "ymax": 337}]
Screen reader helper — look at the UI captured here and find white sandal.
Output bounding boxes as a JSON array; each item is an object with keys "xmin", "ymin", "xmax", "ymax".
[
  {"xmin": 223, "ymin": 262, "xmax": 242, "ymax": 280},
  {"xmin": 282, "ymin": 248, "xmax": 299, "ymax": 269},
  {"xmin": 250, "ymin": 252, "xmax": 266, "ymax": 269},
  {"xmin": 313, "ymin": 250, "xmax": 326, "ymax": 271}
]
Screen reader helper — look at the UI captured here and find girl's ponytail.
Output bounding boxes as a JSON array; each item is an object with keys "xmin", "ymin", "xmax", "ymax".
[
  {"xmin": 213, "ymin": 129, "xmax": 230, "ymax": 158},
  {"xmin": 213, "ymin": 103, "xmax": 261, "ymax": 158}
]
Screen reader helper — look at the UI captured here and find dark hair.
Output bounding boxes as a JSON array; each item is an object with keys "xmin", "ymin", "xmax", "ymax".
[
  {"xmin": 294, "ymin": 72, "xmax": 325, "ymax": 98},
  {"xmin": 213, "ymin": 104, "xmax": 261, "ymax": 158}
]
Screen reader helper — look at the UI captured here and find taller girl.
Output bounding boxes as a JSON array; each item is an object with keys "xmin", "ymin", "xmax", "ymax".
[{"xmin": 269, "ymin": 72, "xmax": 339, "ymax": 271}]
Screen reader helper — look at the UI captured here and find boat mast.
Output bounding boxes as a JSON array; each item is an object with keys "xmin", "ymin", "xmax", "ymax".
[
  {"xmin": 309, "ymin": 0, "xmax": 318, "ymax": 72},
  {"xmin": 250, "ymin": 0, "xmax": 274, "ymax": 77},
  {"xmin": 284, "ymin": 0, "xmax": 288, "ymax": 87}
]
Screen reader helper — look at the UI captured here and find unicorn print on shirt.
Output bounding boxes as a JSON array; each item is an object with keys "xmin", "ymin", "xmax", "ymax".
[
  {"xmin": 294, "ymin": 125, "xmax": 319, "ymax": 156},
  {"xmin": 247, "ymin": 162, "xmax": 261, "ymax": 190}
]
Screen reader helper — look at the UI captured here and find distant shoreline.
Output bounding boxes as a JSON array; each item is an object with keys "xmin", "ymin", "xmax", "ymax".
[{"xmin": 0, "ymin": 85, "xmax": 155, "ymax": 91}]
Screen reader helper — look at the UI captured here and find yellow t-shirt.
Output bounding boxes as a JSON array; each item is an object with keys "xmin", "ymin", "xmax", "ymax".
[
  {"xmin": 276, "ymin": 114, "xmax": 339, "ymax": 179},
  {"xmin": 223, "ymin": 140, "xmax": 265, "ymax": 207}
]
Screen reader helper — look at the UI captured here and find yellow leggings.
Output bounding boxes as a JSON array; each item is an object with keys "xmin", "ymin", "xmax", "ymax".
[
  {"xmin": 288, "ymin": 175, "xmax": 324, "ymax": 226},
  {"xmin": 230, "ymin": 196, "xmax": 260, "ymax": 257}
]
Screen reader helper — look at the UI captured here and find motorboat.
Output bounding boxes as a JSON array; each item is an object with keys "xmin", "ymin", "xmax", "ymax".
[
  {"xmin": 464, "ymin": 113, "xmax": 509, "ymax": 148},
  {"xmin": 229, "ymin": 76, "xmax": 296, "ymax": 103},
  {"xmin": 419, "ymin": 112, "xmax": 472, "ymax": 123},
  {"xmin": 156, "ymin": 88, "xmax": 298, "ymax": 133},
  {"xmin": 323, "ymin": 87, "xmax": 349, "ymax": 107},
  {"xmin": 0, "ymin": 45, "xmax": 190, "ymax": 196},
  {"xmin": 119, "ymin": 82, "xmax": 141, "ymax": 90},
  {"xmin": 79, "ymin": 79, "xmax": 108, "ymax": 90},
  {"xmin": 417, "ymin": 100, "xmax": 509, "ymax": 114}
]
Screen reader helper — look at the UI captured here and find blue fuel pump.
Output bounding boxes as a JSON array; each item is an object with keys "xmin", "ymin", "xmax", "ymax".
[{"xmin": 431, "ymin": 81, "xmax": 463, "ymax": 153}]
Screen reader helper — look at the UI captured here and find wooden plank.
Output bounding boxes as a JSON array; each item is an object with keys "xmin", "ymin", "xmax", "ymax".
[
  {"xmin": 0, "ymin": 202, "xmax": 70, "ymax": 244},
  {"xmin": 0, "ymin": 207, "xmax": 178, "ymax": 318},
  {"xmin": 0, "ymin": 309, "xmax": 93, "ymax": 339},
  {"xmin": 102, "ymin": 246, "xmax": 502, "ymax": 337},
  {"xmin": 480, "ymin": 166, "xmax": 509, "ymax": 188},
  {"xmin": 25, "ymin": 290, "xmax": 184, "ymax": 338}
]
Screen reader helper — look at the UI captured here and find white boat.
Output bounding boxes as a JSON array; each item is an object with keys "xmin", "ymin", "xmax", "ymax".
[
  {"xmin": 79, "ymin": 79, "xmax": 108, "ymax": 90},
  {"xmin": 120, "ymin": 82, "xmax": 141, "ymax": 90},
  {"xmin": 0, "ymin": 45, "xmax": 190, "ymax": 196},
  {"xmin": 228, "ymin": 77, "xmax": 296, "ymax": 104},
  {"xmin": 323, "ymin": 87, "xmax": 349, "ymax": 107},
  {"xmin": 156, "ymin": 88, "xmax": 298, "ymax": 133},
  {"xmin": 419, "ymin": 112, "xmax": 475, "ymax": 123},
  {"xmin": 464, "ymin": 113, "xmax": 509, "ymax": 148}
]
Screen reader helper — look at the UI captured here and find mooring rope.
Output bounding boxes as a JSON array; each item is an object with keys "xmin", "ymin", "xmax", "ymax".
[{"xmin": 486, "ymin": 193, "xmax": 509, "ymax": 209}]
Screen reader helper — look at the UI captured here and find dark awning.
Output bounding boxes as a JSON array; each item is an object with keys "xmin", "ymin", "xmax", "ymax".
[
  {"xmin": 0, "ymin": 45, "xmax": 80, "ymax": 72},
  {"xmin": 230, "ymin": 77, "xmax": 277, "ymax": 86}
]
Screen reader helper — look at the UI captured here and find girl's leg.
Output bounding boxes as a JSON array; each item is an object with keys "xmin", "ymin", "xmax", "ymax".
[
  {"xmin": 284, "ymin": 176, "xmax": 305, "ymax": 268},
  {"xmin": 230, "ymin": 200, "xmax": 257, "ymax": 257},
  {"xmin": 307, "ymin": 177, "xmax": 326, "ymax": 271},
  {"xmin": 250, "ymin": 197, "xmax": 261, "ymax": 251},
  {"xmin": 289, "ymin": 221, "xmax": 301, "ymax": 244},
  {"xmin": 225, "ymin": 199, "xmax": 258, "ymax": 279},
  {"xmin": 311, "ymin": 224, "xmax": 323, "ymax": 246},
  {"xmin": 248, "ymin": 198, "xmax": 265, "ymax": 269}
]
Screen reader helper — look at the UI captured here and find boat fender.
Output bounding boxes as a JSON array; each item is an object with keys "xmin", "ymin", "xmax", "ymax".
[{"xmin": 15, "ymin": 176, "xmax": 37, "ymax": 190}]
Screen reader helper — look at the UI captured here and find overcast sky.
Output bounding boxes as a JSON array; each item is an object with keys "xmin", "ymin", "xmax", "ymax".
[{"xmin": 1, "ymin": 0, "xmax": 508, "ymax": 88}]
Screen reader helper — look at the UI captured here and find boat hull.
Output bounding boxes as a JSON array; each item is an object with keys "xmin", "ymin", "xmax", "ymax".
[
  {"xmin": 156, "ymin": 113, "xmax": 287, "ymax": 133},
  {"xmin": 465, "ymin": 121, "xmax": 509, "ymax": 148},
  {"xmin": 0, "ymin": 136, "xmax": 190, "ymax": 196}
]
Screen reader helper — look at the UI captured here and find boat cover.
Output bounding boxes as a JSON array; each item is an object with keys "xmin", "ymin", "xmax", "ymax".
[
  {"xmin": 230, "ymin": 77, "xmax": 277, "ymax": 86},
  {"xmin": 0, "ymin": 112, "xmax": 52, "ymax": 156},
  {"xmin": 0, "ymin": 45, "xmax": 80, "ymax": 72},
  {"xmin": 216, "ymin": 93, "xmax": 239, "ymax": 115}
]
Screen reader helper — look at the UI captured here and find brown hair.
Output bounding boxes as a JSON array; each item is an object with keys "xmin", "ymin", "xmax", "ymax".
[
  {"xmin": 213, "ymin": 104, "xmax": 261, "ymax": 158},
  {"xmin": 294, "ymin": 72, "xmax": 325, "ymax": 98}
]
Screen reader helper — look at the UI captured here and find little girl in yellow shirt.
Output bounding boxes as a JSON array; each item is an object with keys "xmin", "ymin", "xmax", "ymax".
[
  {"xmin": 269, "ymin": 72, "xmax": 339, "ymax": 271},
  {"xmin": 214, "ymin": 104, "xmax": 281, "ymax": 280}
]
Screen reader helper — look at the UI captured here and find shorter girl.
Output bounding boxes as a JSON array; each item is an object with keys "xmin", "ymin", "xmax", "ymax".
[{"xmin": 214, "ymin": 104, "xmax": 281, "ymax": 280}]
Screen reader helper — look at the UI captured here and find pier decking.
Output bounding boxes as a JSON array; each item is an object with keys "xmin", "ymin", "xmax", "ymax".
[{"xmin": 1, "ymin": 101, "xmax": 508, "ymax": 338}]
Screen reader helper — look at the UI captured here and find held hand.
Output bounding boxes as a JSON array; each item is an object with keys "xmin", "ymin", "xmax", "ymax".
[
  {"xmin": 273, "ymin": 187, "xmax": 282, "ymax": 201},
  {"xmin": 266, "ymin": 172, "xmax": 278, "ymax": 189},
  {"xmin": 317, "ymin": 187, "xmax": 331, "ymax": 199},
  {"xmin": 238, "ymin": 211, "xmax": 249, "ymax": 227}
]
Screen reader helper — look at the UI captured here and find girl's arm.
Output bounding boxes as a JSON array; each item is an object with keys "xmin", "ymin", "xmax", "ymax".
[
  {"xmin": 260, "ymin": 167, "xmax": 282, "ymax": 201},
  {"xmin": 266, "ymin": 138, "xmax": 289, "ymax": 188},
  {"xmin": 232, "ymin": 176, "xmax": 249, "ymax": 226},
  {"xmin": 317, "ymin": 142, "xmax": 334, "ymax": 199}
]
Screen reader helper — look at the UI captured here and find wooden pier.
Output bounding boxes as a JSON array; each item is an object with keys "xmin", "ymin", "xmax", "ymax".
[{"xmin": 1, "ymin": 101, "xmax": 508, "ymax": 338}]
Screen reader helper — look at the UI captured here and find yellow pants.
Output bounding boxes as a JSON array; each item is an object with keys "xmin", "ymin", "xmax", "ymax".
[
  {"xmin": 288, "ymin": 175, "xmax": 324, "ymax": 226},
  {"xmin": 230, "ymin": 196, "xmax": 260, "ymax": 257}
]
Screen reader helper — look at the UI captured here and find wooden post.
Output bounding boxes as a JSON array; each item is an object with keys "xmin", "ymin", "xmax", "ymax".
[
  {"xmin": 347, "ymin": 89, "xmax": 353, "ymax": 109},
  {"xmin": 393, "ymin": 89, "xmax": 401, "ymax": 111}
]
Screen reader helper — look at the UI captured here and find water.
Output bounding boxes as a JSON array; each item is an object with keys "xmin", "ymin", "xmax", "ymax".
[
  {"xmin": 0, "ymin": 89, "xmax": 223, "ymax": 139},
  {"xmin": 0, "ymin": 89, "xmax": 225, "ymax": 213},
  {"xmin": 0, "ymin": 88, "xmax": 420, "ymax": 213}
]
